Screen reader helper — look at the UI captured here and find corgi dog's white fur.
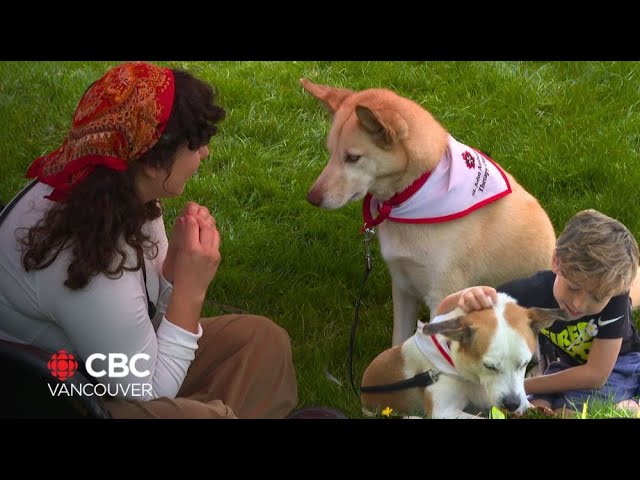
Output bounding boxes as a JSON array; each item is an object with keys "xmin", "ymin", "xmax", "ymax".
[
  {"xmin": 361, "ymin": 293, "xmax": 570, "ymax": 418},
  {"xmin": 301, "ymin": 79, "xmax": 557, "ymax": 346}
]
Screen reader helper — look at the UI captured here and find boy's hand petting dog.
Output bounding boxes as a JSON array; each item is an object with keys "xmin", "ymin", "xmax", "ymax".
[{"xmin": 458, "ymin": 286, "xmax": 498, "ymax": 313}]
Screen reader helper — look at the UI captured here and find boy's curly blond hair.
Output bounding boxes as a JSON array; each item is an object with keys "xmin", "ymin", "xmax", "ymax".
[{"xmin": 555, "ymin": 209, "xmax": 639, "ymax": 300}]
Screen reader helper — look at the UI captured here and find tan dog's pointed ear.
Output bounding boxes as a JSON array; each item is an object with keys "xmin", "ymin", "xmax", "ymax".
[
  {"xmin": 356, "ymin": 105, "xmax": 388, "ymax": 138},
  {"xmin": 528, "ymin": 308, "xmax": 571, "ymax": 334},
  {"xmin": 356, "ymin": 105, "xmax": 407, "ymax": 146},
  {"xmin": 422, "ymin": 314, "xmax": 474, "ymax": 345},
  {"xmin": 300, "ymin": 78, "xmax": 353, "ymax": 114}
]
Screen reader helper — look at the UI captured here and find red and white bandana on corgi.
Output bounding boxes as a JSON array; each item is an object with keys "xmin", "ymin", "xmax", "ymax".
[
  {"xmin": 414, "ymin": 312, "xmax": 459, "ymax": 377},
  {"xmin": 362, "ymin": 135, "xmax": 511, "ymax": 229}
]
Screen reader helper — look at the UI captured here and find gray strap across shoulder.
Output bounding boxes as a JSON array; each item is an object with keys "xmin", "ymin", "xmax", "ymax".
[{"xmin": 0, "ymin": 180, "xmax": 39, "ymax": 226}]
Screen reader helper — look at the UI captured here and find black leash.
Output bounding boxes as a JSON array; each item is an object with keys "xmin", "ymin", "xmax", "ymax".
[
  {"xmin": 360, "ymin": 369, "xmax": 440, "ymax": 393},
  {"xmin": 348, "ymin": 227, "xmax": 376, "ymax": 398},
  {"xmin": 348, "ymin": 225, "xmax": 443, "ymax": 398}
]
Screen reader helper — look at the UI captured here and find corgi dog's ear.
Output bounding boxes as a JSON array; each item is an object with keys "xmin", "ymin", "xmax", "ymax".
[
  {"xmin": 528, "ymin": 307, "xmax": 571, "ymax": 334},
  {"xmin": 422, "ymin": 309, "xmax": 474, "ymax": 346}
]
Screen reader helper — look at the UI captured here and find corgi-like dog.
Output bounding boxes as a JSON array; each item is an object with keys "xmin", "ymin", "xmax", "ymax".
[
  {"xmin": 301, "ymin": 79, "xmax": 556, "ymax": 346},
  {"xmin": 360, "ymin": 293, "xmax": 570, "ymax": 418}
]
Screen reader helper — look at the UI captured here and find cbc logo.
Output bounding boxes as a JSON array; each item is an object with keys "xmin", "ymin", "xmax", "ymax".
[
  {"xmin": 85, "ymin": 353, "xmax": 151, "ymax": 378},
  {"xmin": 48, "ymin": 350, "xmax": 79, "ymax": 381}
]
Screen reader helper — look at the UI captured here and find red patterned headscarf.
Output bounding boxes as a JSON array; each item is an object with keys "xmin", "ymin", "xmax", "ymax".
[{"xmin": 26, "ymin": 62, "xmax": 175, "ymax": 202}]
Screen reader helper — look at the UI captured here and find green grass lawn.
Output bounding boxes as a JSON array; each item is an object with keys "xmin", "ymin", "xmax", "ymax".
[{"xmin": 1, "ymin": 61, "xmax": 639, "ymax": 419}]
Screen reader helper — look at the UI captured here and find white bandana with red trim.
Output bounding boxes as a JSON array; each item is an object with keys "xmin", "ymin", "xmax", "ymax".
[
  {"xmin": 364, "ymin": 135, "xmax": 511, "ymax": 227},
  {"xmin": 414, "ymin": 311, "xmax": 461, "ymax": 377}
]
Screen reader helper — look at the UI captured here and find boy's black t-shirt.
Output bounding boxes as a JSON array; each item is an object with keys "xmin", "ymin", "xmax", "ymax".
[{"xmin": 497, "ymin": 270, "xmax": 640, "ymax": 366}]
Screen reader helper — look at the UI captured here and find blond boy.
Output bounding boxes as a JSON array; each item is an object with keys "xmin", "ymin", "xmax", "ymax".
[{"xmin": 436, "ymin": 209, "xmax": 640, "ymax": 414}]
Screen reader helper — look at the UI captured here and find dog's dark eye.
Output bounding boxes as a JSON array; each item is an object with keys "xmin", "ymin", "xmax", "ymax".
[
  {"xmin": 483, "ymin": 363, "xmax": 499, "ymax": 372},
  {"xmin": 345, "ymin": 153, "xmax": 361, "ymax": 163}
]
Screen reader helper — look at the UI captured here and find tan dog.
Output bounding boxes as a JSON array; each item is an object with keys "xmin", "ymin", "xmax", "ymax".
[
  {"xmin": 360, "ymin": 293, "xmax": 570, "ymax": 418},
  {"xmin": 301, "ymin": 79, "xmax": 556, "ymax": 346}
]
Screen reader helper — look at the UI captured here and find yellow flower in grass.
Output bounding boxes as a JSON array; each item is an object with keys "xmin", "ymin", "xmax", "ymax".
[{"xmin": 381, "ymin": 406, "xmax": 393, "ymax": 417}]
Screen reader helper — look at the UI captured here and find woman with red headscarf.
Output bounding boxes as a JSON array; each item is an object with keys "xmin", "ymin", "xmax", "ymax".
[{"xmin": 0, "ymin": 62, "xmax": 298, "ymax": 419}]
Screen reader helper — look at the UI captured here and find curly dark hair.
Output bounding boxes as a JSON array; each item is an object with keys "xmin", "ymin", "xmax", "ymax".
[{"xmin": 19, "ymin": 69, "xmax": 226, "ymax": 290}]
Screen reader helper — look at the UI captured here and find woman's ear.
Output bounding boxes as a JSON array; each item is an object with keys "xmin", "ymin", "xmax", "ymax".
[{"xmin": 141, "ymin": 163, "xmax": 161, "ymax": 180}]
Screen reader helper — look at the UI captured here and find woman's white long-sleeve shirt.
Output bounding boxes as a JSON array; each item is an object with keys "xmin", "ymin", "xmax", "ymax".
[{"xmin": 0, "ymin": 182, "xmax": 202, "ymax": 401}]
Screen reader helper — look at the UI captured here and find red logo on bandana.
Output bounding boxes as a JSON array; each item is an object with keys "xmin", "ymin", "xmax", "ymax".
[
  {"xmin": 48, "ymin": 350, "xmax": 78, "ymax": 381},
  {"xmin": 462, "ymin": 151, "xmax": 475, "ymax": 169}
]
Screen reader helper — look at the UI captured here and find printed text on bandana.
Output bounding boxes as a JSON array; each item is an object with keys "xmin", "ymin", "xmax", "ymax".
[{"xmin": 471, "ymin": 151, "xmax": 491, "ymax": 197}]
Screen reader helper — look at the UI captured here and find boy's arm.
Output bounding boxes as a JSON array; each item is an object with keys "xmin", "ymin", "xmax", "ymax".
[{"xmin": 524, "ymin": 337, "xmax": 622, "ymax": 394}]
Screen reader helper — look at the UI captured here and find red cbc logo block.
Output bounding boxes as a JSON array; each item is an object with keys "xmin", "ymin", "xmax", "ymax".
[{"xmin": 48, "ymin": 350, "xmax": 79, "ymax": 381}]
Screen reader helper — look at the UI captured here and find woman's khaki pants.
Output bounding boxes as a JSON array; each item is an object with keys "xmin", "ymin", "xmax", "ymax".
[{"xmin": 105, "ymin": 314, "xmax": 298, "ymax": 419}]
